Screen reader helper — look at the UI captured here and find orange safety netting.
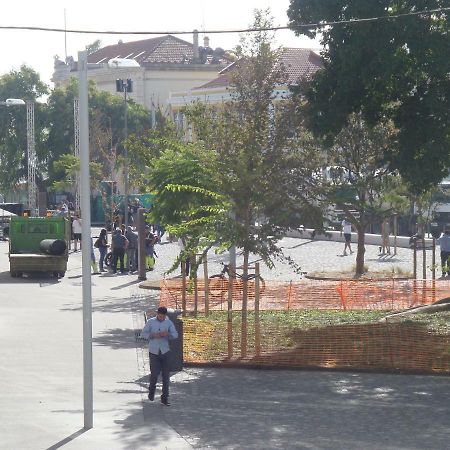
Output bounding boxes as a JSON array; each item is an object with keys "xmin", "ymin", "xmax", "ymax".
[
  {"xmin": 156, "ymin": 278, "xmax": 450, "ymax": 374},
  {"xmin": 181, "ymin": 317, "xmax": 450, "ymax": 373},
  {"xmin": 160, "ymin": 278, "xmax": 450, "ymax": 312}
]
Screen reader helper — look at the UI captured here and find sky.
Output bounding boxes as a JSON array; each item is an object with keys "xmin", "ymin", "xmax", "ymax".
[{"xmin": 0, "ymin": 0, "xmax": 320, "ymax": 89}]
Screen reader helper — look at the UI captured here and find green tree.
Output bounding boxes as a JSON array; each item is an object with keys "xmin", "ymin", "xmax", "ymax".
[
  {"xmin": 52, "ymin": 154, "xmax": 103, "ymax": 193},
  {"xmin": 287, "ymin": 0, "xmax": 450, "ymax": 192},
  {"xmin": 85, "ymin": 40, "xmax": 102, "ymax": 55},
  {"xmin": 185, "ymin": 10, "xmax": 324, "ymax": 350},
  {"xmin": 46, "ymin": 78, "xmax": 152, "ymax": 189},
  {"xmin": 322, "ymin": 114, "xmax": 407, "ymax": 276},
  {"xmin": 0, "ymin": 65, "xmax": 48, "ymax": 194}
]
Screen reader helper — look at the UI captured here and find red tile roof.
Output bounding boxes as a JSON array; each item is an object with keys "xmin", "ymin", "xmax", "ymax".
[
  {"xmin": 194, "ymin": 48, "xmax": 323, "ymax": 90},
  {"xmin": 88, "ymin": 35, "xmax": 195, "ymax": 65}
]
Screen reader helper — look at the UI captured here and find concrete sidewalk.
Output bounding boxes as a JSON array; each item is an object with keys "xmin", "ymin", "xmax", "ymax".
[
  {"xmin": 1, "ymin": 238, "xmax": 449, "ymax": 449},
  {"xmin": 0, "ymin": 241, "xmax": 192, "ymax": 450}
]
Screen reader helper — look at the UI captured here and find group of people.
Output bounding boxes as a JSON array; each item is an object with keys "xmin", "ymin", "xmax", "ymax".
[{"xmin": 92, "ymin": 225, "xmax": 160, "ymax": 274}]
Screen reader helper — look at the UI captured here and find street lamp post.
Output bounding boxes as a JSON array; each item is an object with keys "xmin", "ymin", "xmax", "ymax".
[
  {"xmin": 108, "ymin": 58, "xmax": 139, "ymax": 230},
  {"xmin": 115, "ymin": 78, "xmax": 132, "ymax": 229},
  {"xmin": 78, "ymin": 50, "xmax": 93, "ymax": 429}
]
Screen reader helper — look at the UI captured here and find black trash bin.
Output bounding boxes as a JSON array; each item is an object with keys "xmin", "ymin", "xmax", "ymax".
[{"xmin": 167, "ymin": 309, "xmax": 183, "ymax": 372}]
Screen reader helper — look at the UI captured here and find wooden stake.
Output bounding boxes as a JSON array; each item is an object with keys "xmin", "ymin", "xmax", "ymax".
[
  {"xmin": 203, "ymin": 255, "xmax": 209, "ymax": 317},
  {"xmin": 227, "ymin": 263, "xmax": 234, "ymax": 359},
  {"xmin": 255, "ymin": 263, "xmax": 261, "ymax": 357},
  {"xmin": 413, "ymin": 238, "xmax": 417, "ymax": 279},
  {"xmin": 181, "ymin": 260, "xmax": 187, "ymax": 317},
  {"xmin": 193, "ymin": 254, "xmax": 198, "ymax": 318},
  {"xmin": 422, "ymin": 235, "xmax": 426, "ymax": 280}
]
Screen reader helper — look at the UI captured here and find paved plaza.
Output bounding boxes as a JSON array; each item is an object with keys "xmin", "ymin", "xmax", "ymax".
[{"xmin": 0, "ymin": 233, "xmax": 448, "ymax": 449}]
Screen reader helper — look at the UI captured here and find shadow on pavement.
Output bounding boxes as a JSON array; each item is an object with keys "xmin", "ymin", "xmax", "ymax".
[
  {"xmin": 60, "ymin": 295, "xmax": 152, "ymax": 315},
  {"xmin": 122, "ymin": 367, "xmax": 450, "ymax": 450},
  {"xmin": 93, "ymin": 327, "xmax": 137, "ymax": 350},
  {"xmin": 46, "ymin": 428, "xmax": 88, "ymax": 450},
  {"xmin": 111, "ymin": 279, "xmax": 142, "ymax": 290}
]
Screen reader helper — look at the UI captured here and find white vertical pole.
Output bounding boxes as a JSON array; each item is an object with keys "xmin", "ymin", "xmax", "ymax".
[
  {"xmin": 78, "ymin": 50, "xmax": 93, "ymax": 429},
  {"xmin": 26, "ymin": 101, "xmax": 37, "ymax": 215}
]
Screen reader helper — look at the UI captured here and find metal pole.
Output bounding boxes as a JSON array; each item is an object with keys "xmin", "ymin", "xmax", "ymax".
[
  {"xmin": 137, "ymin": 207, "xmax": 147, "ymax": 281},
  {"xmin": 26, "ymin": 101, "xmax": 37, "ymax": 215},
  {"xmin": 78, "ymin": 50, "xmax": 93, "ymax": 430},
  {"xmin": 124, "ymin": 87, "xmax": 129, "ymax": 229}
]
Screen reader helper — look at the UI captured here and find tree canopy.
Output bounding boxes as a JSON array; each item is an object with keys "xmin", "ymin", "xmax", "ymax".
[
  {"xmin": 0, "ymin": 65, "xmax": 48, "ymax": 193},
  {"xmin": 287, "ymin": 0, "xmax": 450, "ymax": 192}
]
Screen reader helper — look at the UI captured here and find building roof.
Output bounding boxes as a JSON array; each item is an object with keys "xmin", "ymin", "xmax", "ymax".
[
  {"xmin": 87, "ymin": 35, "xmax": 229, "ymax": 65},
  {"xmin": 194, "ymin": 48, "xmax": 323, "ymax": 90}
]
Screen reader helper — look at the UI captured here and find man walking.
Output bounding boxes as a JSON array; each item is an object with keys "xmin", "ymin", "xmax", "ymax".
[
  {"xmin": 437, "ymin": 229, "xmax": 450, "ymax": 277},
  {"xmin": 141, "ymin": 306, "xmax": 178, "ymax": 406},
  {"xmin": 340, "ymin": 218, "xmax": 354, "ymax": 256}
]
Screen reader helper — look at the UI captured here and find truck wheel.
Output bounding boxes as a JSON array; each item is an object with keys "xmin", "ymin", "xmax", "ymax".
[{"xmin": 10, "ymin": 271, "xmax": 17, "ymax": 278}]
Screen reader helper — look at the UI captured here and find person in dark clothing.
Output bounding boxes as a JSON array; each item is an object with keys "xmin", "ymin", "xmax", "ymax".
[
  {"xmin": 125, "ymin": 226, "xmax": 138, "ymax": 272},
  {"xmin": 140, "ymin": 306, "xmax": 178, "ymax": 406},
  {"xmin": 437, "ymin": 229, "xmax": 450, "ymax": 277},
  {"xmin": 111, "ymin": 229, "xmax": 128, "ymax": 274},
  {"xmin": 95, "ymin": 228, "xmax": 109, "ymax": 272}
]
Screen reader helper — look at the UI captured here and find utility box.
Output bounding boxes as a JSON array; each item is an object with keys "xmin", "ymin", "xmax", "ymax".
[
  {"xmin": 167, "ymin": 309, "xmax": 183, "ymax": 372},
  {"xmin": 8, "ymin": 216, "xmax": 70, "ymax": 278}
]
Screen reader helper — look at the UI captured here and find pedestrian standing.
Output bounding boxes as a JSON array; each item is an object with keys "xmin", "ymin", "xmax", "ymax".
[
  {"xmin": 90, "ymin": 237, "xmax": 100, "ymax": 275},
  {"xmin": 140, "ymin": 306, "xmax": 178, "ymax": 406},
  {"xmin": 95, "ymin": 228, "xmax": 109, "ymax": 272},
  {"xmin": 437, "ymin": 229, "xmax": 450, "ymax": 277},
  {"xmin": 381, "ymin": 218, "xmax": 391, "ymax": 255},
  {"xmin": 145, "ymin": 231, "xmax": 158, "ymax": 271},
  {"xmin": 111, "ymin": 228, "xmax": 128, "ymax": 274},
  {"xmin": 340, "ymin": 219, "xmax": 354, "ymax": 256},
  {"xmin": 125, "ymin": 226, "xmax": 138, "ymax": 272},
  {"xmin": 72, "ymin": 215, "xmax": 82, "ymax": 252}
]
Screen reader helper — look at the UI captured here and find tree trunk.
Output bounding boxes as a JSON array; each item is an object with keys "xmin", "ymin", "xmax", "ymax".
[
  {"xmin": 355, "ymin": 226, "xmax": 366, "ymax": 277},
  {"xmin": 381, "ymin": 298, "xmax": 450, "ymax": 321}
]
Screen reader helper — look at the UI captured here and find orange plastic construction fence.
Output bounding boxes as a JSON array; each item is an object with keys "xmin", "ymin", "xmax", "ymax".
[
  {"xmin": 154, "ymin": 278, "xmax": 450, "ymax": 374},
  {"xmin": 160, "ymin": 278, "xmax": 450, "ymax": 312}
]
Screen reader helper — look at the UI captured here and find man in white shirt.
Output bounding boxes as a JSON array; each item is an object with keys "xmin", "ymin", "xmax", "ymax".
[
  {"xmin": 72, "ymin": 215, "xmax": 82, "ymax": 252},
  {"xmin": 341, "ymin": 219, "xmax": 354, "ymax": 256},
  {"xmin": 140, "ymin": 307, "xmax": 178, "ymax": 406}
]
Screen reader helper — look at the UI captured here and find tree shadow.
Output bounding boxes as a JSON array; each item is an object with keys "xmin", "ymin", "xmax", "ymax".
[
  {"xmin": 115, "ymin": 367, "xmax": 450, "ymax": 450},
  {"xmin": 59, "ymin": 293, "xmax": 159, "ymax": 315},
  {"xmin": 93, "ymin": 328, "xmax": 138, "ymax": 350},
  {"xmin": 247, "ymin": 321, "xmax": 450, "ymax": 373}
]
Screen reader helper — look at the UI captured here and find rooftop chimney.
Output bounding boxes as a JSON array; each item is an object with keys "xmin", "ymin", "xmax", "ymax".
[{"xmin": 193, "ymin": 30, "xmax": 199, "ymax": 63}]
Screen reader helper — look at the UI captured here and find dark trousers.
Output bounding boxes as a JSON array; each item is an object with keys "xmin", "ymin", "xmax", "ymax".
[
  {"xmin": 441, "ymin": 251, "xmax": 450, "ymax": 275},
  {"xmin": 112, "ymin": 248, "xmax": 125, "ymax": 273},
  {"xmin": 149, "ymin": 351, "xmax": 170, "ymax": 400}
]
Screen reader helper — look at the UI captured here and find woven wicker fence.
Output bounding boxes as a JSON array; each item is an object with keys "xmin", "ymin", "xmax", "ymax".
[{"xmin": 158, "ymin": 278, "xmax": 450, "ymax": 373}]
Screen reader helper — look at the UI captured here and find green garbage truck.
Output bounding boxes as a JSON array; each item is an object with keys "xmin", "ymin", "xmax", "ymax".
[{"xmin": 9, "ymin": 216, "xmax": 70, "ymax": 278}]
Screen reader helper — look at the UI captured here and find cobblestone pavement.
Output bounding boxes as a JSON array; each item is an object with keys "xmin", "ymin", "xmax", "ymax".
[
  {"xmin": 107, "ymin": 232, "xmax": 448, "ymax": 450},
  {"xmin": 137, "ymin": 233, "xmax": 436, "ymax": 283}
]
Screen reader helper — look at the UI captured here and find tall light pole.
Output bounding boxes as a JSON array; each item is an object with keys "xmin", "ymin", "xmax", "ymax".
[
  {"xmin": 108, "ymin": 58, "xmax": 139, "ymax": 229},
  {"xmin": 78, "ymin": 50, "xmax": 93, "ymax": 429},
  {"xmin": 115, "ymin": 77, "xmax": 132, "ymax": 228}
]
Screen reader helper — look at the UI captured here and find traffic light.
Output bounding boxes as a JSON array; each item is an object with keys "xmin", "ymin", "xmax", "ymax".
[
  {"xmin": 126, "ymin": 79, "xmax": 133, "ymax": 93},
  {"xmin": 116, "ymin": 79, "xmax": 124, "ymax": 93}
]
